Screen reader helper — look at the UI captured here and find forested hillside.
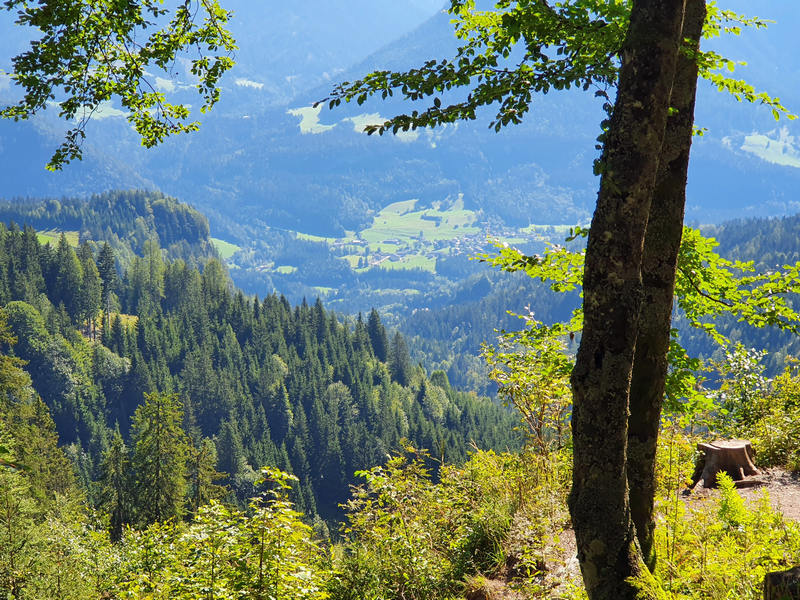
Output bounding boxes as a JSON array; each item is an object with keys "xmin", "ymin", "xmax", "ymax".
[
  {"xmin": 401, "ymin": 271, "xmax": 580, "ymax": 393},
  {"xmin": 8, "ymin": 216, "xmax": 800, "ymax": 600},
  {"xmin": 706, "ymin": 214, "xmax": 800, "ymax": 268},
  {"xmin": 0, "ymin": 190, "xmax": 217, "ymax": 267},
  {"xmin": 395, "ymin": 212, "xmax": 800, "ymax": 392},
  {"xmin": 0, "ymin": 221, "xmax": 518, "ymax": 521}
]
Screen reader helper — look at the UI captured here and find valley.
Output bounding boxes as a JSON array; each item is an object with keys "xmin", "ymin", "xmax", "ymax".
[
  {"xmin": 3, "ymin": 1, "xmax": 800, "ymax": 599},
  {"xmin": 226, "ymin": 195, "xmax": 567, "ymax": 282}
]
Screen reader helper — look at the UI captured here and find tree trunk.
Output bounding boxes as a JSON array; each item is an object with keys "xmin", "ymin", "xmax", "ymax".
[
  {"xmin": 627, "ymin": 0, "xmax": 706, "ymax": 573},
  {"xmin": 568, "ymin": 1, "xmax": 686, "ymax": 598},
  {"xmin": 764, "ymin": 565, "xmax": 800, "ymax": 600}
]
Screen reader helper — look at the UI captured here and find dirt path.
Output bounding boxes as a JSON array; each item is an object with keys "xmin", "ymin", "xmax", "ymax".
[
  {"xmin": 473, "ymin": 468, "xmax": 800, "ymax": 599},
  {"xmin": 688, "ymin": 467, "xmax": 800, "ymax": 520}
]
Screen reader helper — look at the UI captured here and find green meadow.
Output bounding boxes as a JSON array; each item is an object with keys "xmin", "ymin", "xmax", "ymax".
[
  {"xmin": 359, "ymin": 198, "xmax": 479, "ymax": 245},
  {"xmin": 211, "ymin": 237, "xmax": 242, "ymax": 260},
  {"xmin": 36, "ymin": 230, "xmax": 79, "ymax": 247},
  {"xmin": 266, "ymin": 198, "xmax": 575, "ymax": 278}
]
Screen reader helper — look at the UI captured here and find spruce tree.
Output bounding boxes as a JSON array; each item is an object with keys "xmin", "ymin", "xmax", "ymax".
[
  {"xmin": 215, "ymin": 419, "xmax": 245, "ymax": 481},
  {"xmin": 108, "ymin": 315, "xmax": 126, "ymax": 356},
  {"xmin": 77, "ymin": 242, "xmax": 102, "ymax": 335},
  {"xmin": 52, "ymin": 234, "xmax": 83, "ymax": 323},
  {"xmin": 367, "ymin": 308, "xmax": 389, "ymax": 362},
  {"xmin": 388, "ymin": 332, "xmax": 412, "ymax": 387},
  {"xmin": 96, "ymin": 242, "xmax": 117, "ymax": 331},
  {"xmin": 99, "ymin": 428, "xmax": 132, "ymax": 542},
  {"xmin": 186, "ymin": 437, "xmax": 226, "ymax": 516},
  {"xmin": 130, "ymin": 392, "xmax": 188, "ymax": 526}
]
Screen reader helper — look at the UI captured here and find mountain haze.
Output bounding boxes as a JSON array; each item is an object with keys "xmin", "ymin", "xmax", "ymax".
[{"xmin": 2, "ymin": 1, "xmax": 800, "ymax": 305}]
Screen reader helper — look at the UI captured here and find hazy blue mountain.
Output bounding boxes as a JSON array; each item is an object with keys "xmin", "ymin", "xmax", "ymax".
[
  {"xmin": 0, "ymin": 1, "xmax": 445, "ymax": 106},
  {"xmin": 2, "ymin": 1, "xmax": 799, "ymax": 389},
  {"xmin": 2, "ymin": 1, "xmax": 799, "ymax": 237}
]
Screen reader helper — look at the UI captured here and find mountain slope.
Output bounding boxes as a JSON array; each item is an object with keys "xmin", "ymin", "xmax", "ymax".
[
  {"xmin": 1, "ymin": 2, "xmax": 799, "ymax": 310},
  {"xmin": 0, "ymin": 215, "xmax": 519, "ymax": 519}
]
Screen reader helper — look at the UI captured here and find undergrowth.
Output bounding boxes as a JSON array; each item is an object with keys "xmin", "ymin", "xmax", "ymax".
[
  {"xmin": 643, "ymin": 429, "xmax": 800, "ymax": 600},
  {"xmin": 326, "ymin": 419, "xmax": 800, "ymax": 600}
]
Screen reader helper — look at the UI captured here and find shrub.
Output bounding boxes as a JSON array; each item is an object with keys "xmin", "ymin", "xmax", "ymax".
[{"xmin": 328, "ymin": 447, "xmax": 535, "ymax": 600}]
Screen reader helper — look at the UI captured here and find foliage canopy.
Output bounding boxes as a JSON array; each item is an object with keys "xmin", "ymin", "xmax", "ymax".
[{"xmin": 1, "ymin": 0, "xmax": 235, "ymax": 169}]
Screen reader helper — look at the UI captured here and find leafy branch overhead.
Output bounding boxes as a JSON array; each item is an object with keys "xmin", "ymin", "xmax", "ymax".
[
  {"xmin": 323, "ymin": 0, "xmax": 794, "ymax": 135},
  {"xmin": 1, "ymin": 0, "xmax": 236, "ymax": 169}
]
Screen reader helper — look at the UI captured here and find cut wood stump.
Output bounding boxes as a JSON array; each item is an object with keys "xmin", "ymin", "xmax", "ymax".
[
  {"xmin": 689, "ymin": 439, "xmax": 761, "ymax": 489},
  {"xmin": 764, "ymin": 565, "xmax": 800, "ymax": 600}
]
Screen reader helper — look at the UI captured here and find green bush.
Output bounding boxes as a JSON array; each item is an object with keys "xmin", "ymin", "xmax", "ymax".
[
  {"xmin": 114, "ymin": 468, "xmax": 329, "ymax": 600},
  {"xmin": 749, "ymin": 363, "xmax": 800, "ymax": 470},
  {"xmin": 329, "ymin": 447, "xmax": 534, "ymax": 600}
]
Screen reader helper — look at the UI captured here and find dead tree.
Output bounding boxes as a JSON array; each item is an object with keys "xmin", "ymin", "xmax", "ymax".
[
  {"xmin": 689, "ymin": 439, "xmax": 761, "ymax": 489},
  {"xmin": 764, "ymin": 565, "xmax": 800, "ymax": 600}
]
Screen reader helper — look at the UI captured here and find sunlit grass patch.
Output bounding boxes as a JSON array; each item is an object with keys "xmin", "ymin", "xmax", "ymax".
[
  {"xmin": 211, "ymin": 237, "xmax": 241, "ymax": 260},
  {"xmin": 296, "ymin": 231, "xmax": 338, "ymax": 243},
  {"xmin": 37, "ymin": 229, "xmax": 79, "ymax": 247},
  {"xmin": 378, "ymin": 255, "xmax": 436, "ymax": 272}
]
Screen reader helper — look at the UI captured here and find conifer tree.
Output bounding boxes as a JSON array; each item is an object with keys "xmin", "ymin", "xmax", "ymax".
[
  {"xmin": 388, "ymin": 332, "xmax": 412, "ymax": 387},
  {"xmin": 107, "ymin": 315, "xmax": 127, "ymax": 356},
  {"xmin": 96, "ymin": 242, "xmax": 117, "ymax": 331},
  {"xmin": 267, "ymin": 383, "xmax": 293, "ymax": 444},
  {"xmin": 186, "ymin": 437, "xmax": 226, "ymax": 516},
  {"xmin": 215, "ymin": 419, "xmax": 246, "ymax": 482},
  {"xmin": 16, "ymin": 227, "xmax": 45, "ymax": 302},
  {"xmin": 352, "ymin": 313, "xmax": 370, "ymax": 356},
  {"xmin": 0, "ymin": 447, "xmax": 37, "ymax": 599},
  {"xmin": 367, "ymin": 308, "xmax": 389, "ymax": 362},
  {"xmin": 77, "ymin": 242, "xmax": 102, "ymax": 335},
  {"xmin": 130, "ymin": 392, "xmax": 188, "ymax": 526},
  {"xmin": 99, "ymin": 428, "xmax": 132, "ymax": 542},
  {"xmin": 52, "ymin": 234, "xmax": 83, "ymax": 323}
]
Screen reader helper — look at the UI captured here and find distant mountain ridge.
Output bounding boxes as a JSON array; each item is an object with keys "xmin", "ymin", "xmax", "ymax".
[{"xmin": 1, "ymin": 1, "xmax": 799, "ymax": 295}]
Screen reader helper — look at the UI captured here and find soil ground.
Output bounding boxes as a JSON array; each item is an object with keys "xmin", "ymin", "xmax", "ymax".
[{"xmin": 696, "ymin": 467, "xmax": 800, "ymax": 521}]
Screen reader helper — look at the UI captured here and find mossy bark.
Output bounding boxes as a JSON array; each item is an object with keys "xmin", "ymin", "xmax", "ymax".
[
  {"xmin": 627, "ymin": 0, "xmax": 706, "ymax": 573},
  {"xmin": 568, "ymin": 1, "xmax": 686, "ymax": 598}
]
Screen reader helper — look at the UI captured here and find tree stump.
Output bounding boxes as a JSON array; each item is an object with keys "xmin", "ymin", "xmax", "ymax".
[
  {"xmin": 764, "ymin": 565, "xmax": 800, "ymax": 600},
  {"xmin": 689, "ymin": 439, "xmax": 761, "ymax": 489}
]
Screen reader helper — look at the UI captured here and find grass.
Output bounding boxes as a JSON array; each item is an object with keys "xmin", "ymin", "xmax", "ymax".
[
  {"xmin": 519, "ymin": 224, "xmax": 575, "ymax": 240},
  {"xmin": 275, "ymin": 265, "xmax": 298, "ymax": 274},
  {"xmin": 36, "ymin": 230, "xmax": 79, "ymax": 247},
  {"xmin": 360, "ymin": 199, "xmax": 480, "ymax": 246},
  {"xmin": 290, "ymin": 198, "xmax": 480, "ymax": 251},
  {"xmin": 381, "ymin": 199, "xmax": 418, "ymax": 215},
  {"xmin": 741, "ymin": 131, "xmax": 800, "ymax": 168},
  {"xmin": 494, "ymin": 236, "xmax": 528, "ymax": 246},
  {"xmin": 312, "ymin": 286, "xmax": 335, "ymax": 296},
  {"xmin": 296, "ymin": 232, "xmax": 338, "ymax": 243},
  {"xmin": 368, "ymin": 242, "xmax": 400, "ymax": 254},
  {"xmin": 211, "ymin": 237, "xmax": 241, "ymax": 260},
  {"xmin": 378, "ymin": 255, "xmax": 436, "ymax": 272},
  {"xmin": 342, "ymin": 255, "xmax": 362, "ymax": 268},
  {"xmin": 279, "ymin": 198, "xmax": 579, "ymax": 281}
]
